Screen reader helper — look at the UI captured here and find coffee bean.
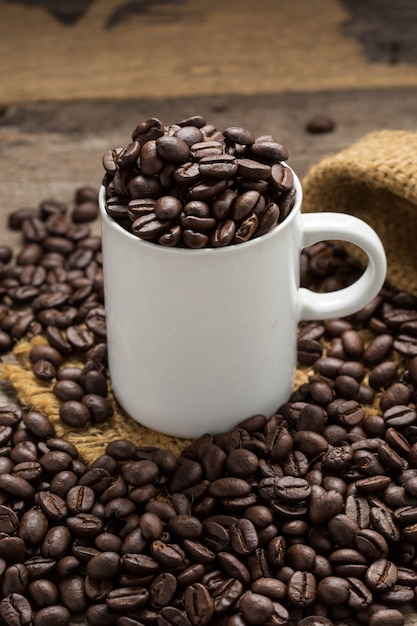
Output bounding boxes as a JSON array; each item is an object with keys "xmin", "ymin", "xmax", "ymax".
[
  {"xmin": 156, "ymin": 136, "xmax": 190, "ymax": 164},
  {"xmin": 306, "ymin": 114, "xmax": 336, "ymax": 133},
  {"xmin": 365, "ymin": 558, "xmax": 398, "ymax": 591},
  {"xmin": 59, "ymin": 400, "xmax": 90, "ymax": 428},
  {"xmin": 158, "ymin": 606, "xmax": 192, "ymax": 626},
  {"xmin": 209, "ymin": 477, "xmax": 252, "ymax": 499},
  {"xmin": 287, "ymin": 571, "xmax": 316, "ymax": 606},
  {"xmin": 154, "ymin": 196, "xmax": 182, "ymax": 221},
  {"xmin": 32, "ymin": 605, "xmax": 71, "ymax": 626},
  {"xmin": 369, "ymin": 608, "xmax": 406, "ymax": 626},
  {"xmin": 0, "ymin": 474, "xmax": 34, "ymax": 499},
  {"xmin": 167, "ymin": 514, "xmax": 202, "ymax": 540},
  {"xmin": 121, "ymin": 552, "xmax": 158, "ymax": 577},
  {"xmin": 198, "ymin": 154, "xmax": 238, "ymax": 180},
  {"xmin": 355, "ymin": 528, "xmax": 389, "ymax": 559},
  {"xmin": 122, "ymin": 459, "xmax": 159, "ymax": 487},
  {"xmin": 384, "ymin": 404, "xmax": 417, "ymax": 428},
  {"xmin": 0, "ymin": 593, "xmax": 32, "ymax": 626},
  {"xmin": 183, "ymin": 582, "xmax": 214, "ymax": 624}
]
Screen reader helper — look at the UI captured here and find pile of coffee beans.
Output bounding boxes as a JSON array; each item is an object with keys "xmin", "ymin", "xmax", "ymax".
[
  {"xmin": 1, "ymin": 186, "xmax": 417, "ymax": 626},
  {"xmin": 102, "ymin": 116, "xmax": 295, "ymax": 248},
  {"xmin": 0, "ymin": 188, "xmax": 112, "ymax": 430}
]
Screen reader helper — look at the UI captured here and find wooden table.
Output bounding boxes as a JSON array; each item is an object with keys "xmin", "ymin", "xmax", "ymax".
[{"xmin": 1, "ymin": 89, "xmax": 417, "ymax": 625}]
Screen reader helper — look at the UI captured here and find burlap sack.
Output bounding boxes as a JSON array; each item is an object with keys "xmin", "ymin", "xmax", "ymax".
[{"xmin": 302, "ymin": 129, "xmax": 417, "ymax": 296}]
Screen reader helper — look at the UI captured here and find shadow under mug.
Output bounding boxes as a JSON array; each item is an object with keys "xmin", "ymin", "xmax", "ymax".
[{"xmin": 99, "ymin": 168, "xmax": 386, "ymax": 438}]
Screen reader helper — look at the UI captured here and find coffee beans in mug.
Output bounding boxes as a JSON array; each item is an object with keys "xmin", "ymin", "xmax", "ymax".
[{"xmin": 102, "ymin": 117, "xmax": 295, "ymax": 248}]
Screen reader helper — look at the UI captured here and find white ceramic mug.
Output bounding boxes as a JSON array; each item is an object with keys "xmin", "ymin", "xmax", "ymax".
[{"xmin": 99, "ymin": 169, "xmax": 386, "ymax": 438}]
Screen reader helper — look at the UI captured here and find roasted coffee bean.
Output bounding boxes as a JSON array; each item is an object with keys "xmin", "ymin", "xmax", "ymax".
[
  {"xmin": 18, "ymin": 507, "xmax": 49, "ymax": 545},
  {"xmin": 330, "ymin": 399, "xmax": 365, "ymax": 426},
  {"xmin": 355, "ymin": 528, "xmax": 389, "ymax": 559},
  {"xmin": 181, "ymin": 215, "xmax": 216, "ymax": 235},
  {"xmin": 32, "ymin": 605, "xmax": 71, "ymax": 626},
  {"xmin": 198, "ymin": 154, "xmax": 238, "ymax": 180},
  {"xmin": 369, "ymin": 360, "xmax": 398, "ymax": 389},
  {"xmin": 167, "ymin": 514, "xmax": 202, "ymax": 540},
  {"xmin": 58, "ymin": 575, "xmax": 87, "ymax": 614},
  {"xmin": 183, "ymin": 582, "xmax": 214, "ymax": 624},
  {"xmin": 132, "ymin": 117, "xmax": 164, "ymax": 144},
  {"xmin": 154, "ymin": 196, "xmax": 182, "ymax": 221},
  {"xmin": 22, "ymin": 411, "xmax": 55, "ymax": 439},
  {"xmin": 53, "ymin": 379, "xmax": 84, "ymax": 402},
  {"xmin": 210, "ymin": 220, "xmax": 236, "ymax": 247},
  {"xmin": 384, "ymin": 404, "xmax": 417, "ymax": 428},
  {"xmin": 211, "ymin": 190, "xmax": 236, "ymax": 221},
  {"xmin": 0, "ymin": 474, "xmax": 34, "ymax": 499},
  {"xmin": 224, "ymin": 126, "xmax": 255, "ymax": 146},
  {"xmin": 365, "ymin": 557, "xmax": 398, "ymax": 591},
  {"xmin": 131, "ymin": 213, "xmax": 171, "ymax": 241},
  {"xmin": 66, "ymin": 513, "xmax": 103, "ymax": 536},
  {"xmin": 182, "ymin": 539, "xmax": 215, "ymax": 564},
  {"xmin": 368, "ymin": 608, "xmax": 405, "ymax": 626},
  {"xmin": 59, "ymin": 400, "xmax": 90, "ymax": 428},
  {"xmin": 229, "ymin": 518, "xmax": 258, "ymax": 554},
  {"xmin": 28, "ymin": 578, "xmax": 58, "ymax": 608},
  {"xmin": 237, "ymin": 158, "xmax": 271, "ymax": 181},
  {"xmin": 121, "ymin": 552, "xmax": 158, "ymax": 577},
  {"xmin": 149, "ymin": 572, "xmax": 177, "ymax": 609},
  {"xmin": 0, "ymin": 593, "xmax": 32, "ymax": 626},
  {"xmin": 2, "ymin": 564, "xmax": 28, "ymax": 596},
  {"xmin": 274, "ymin": 476, "xmax": 311, "ymax": 502},
  {"xmin": 306, "ymin": 114, "xmax": 336, "ymax": 133},
  {"xmin": 82, "ymin": 395, "xmax": 113, "ymax": 424},
  {"xmin": 86, "ymin": 551, "xmax": 120, "ymax": 579},
  {"xmin": 106, "ymin": 586, "xmax": 149, "ymax": 612},
  {"xmin": 191, "ymin": 140, "xmax": 224, "ymax": 160},
  {"xmin": 287, "ymin": 571, "xmax": 316, "ymax": 606},
  {"xmin": 250, "ymin": 140, "xmax": 288, "ymax": 162},
  {"xmin": 174, "ymin": 125, "xmax": 204, "ymax": 147},
  {"xmin": 39, "ymin": 449, "xmax": 74, "ymax": 473},
  {"xmin": 41, "ymin": 525, "xmax": 72, "ymax": 559},
  {"xmin": 234, "ymin": 213, "xmax": 258, "ymax": 243},
  {"xmin": 211, "ymin": 577, "xmax": 244, "ymax": 614},
  {"xmin": 238, "ymin": 591, "xmax": 274, "ymax": 624},
  {"xmin": 209, "ymin": 477, "xmax": 252, "ymax": 499},
  {"xmin": 65, "ymin": 485, "xmax": 95, "ymax": 514},
  {"xmin": 158, "ymin": 606, "xmax": 192, "ymax": 626},
  {"xmin": 104, "ymin": 118, "xmax": 293, "ymax": 246},
  {"xmin": 128, "ymin": 175, "xmax": 163, "ymax": 200},
  {"xmin": 122, "ymin": 459, "xmax": 159, "ymax": 486},
  {"xmin": 156, "ymin": 136, "xmax": 190, "ymax": 164},
  {"xmin": 297, "ymin": 338, "xmax": 323, "ymax": 365}
]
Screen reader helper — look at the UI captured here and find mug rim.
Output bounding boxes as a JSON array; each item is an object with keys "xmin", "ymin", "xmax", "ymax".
[{"xmin": 99, "ymin": 164, "xmax": 303, "ymax": 255}]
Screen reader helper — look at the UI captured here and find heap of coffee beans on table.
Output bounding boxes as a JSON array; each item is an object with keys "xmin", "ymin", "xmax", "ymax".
[
  {"xmin": 102, "ymin": 116, "xmax": 295, "ymax": 247},
  {"xmin": 1, "ymin": 184, "xmax": 417, "ymax": 626}
]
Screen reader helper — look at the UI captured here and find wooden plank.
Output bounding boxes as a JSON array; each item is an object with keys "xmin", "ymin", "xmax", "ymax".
[{"xmin": 1, "ymin": 0, "xmax": 417, "ymax": 105}]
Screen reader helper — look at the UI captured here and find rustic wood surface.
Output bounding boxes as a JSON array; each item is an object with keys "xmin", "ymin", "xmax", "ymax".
[{"xmin": 1, "ymin": 0, "xmax": 417, "ymax": 106}]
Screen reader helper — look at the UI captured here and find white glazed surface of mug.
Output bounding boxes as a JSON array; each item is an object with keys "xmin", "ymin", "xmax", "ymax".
[{"xmin": 99, "ymin": 169, "xmax": 386, "ymax": 438}]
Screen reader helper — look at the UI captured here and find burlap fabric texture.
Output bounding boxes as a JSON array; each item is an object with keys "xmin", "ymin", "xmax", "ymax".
[
  {"xmin": 302, "ymin": 129, "xmax": 417, "ymax": 297},
  {"xmin": 0, "ymin": 337, "xmax": 192, "ymax": 465}
]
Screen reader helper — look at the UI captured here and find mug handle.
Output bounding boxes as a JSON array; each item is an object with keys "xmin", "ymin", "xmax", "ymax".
[{"xmin": 298, "ymin": 212, "xmax": 387, "ymax": 321}]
